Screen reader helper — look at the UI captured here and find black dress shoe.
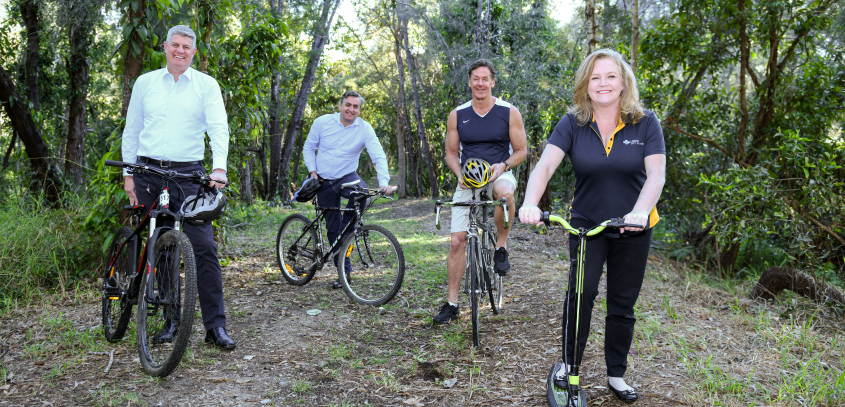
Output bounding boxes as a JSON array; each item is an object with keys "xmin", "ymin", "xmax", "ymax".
[
  {"xmin": 331, "ymin": 274, "xmax": 351, "ymax": 289},
  {"xmin": 608, "ymin": 380, "xmax": 638, "ymax": 403},
  {"xmin": 204, "ymin": 327, "xmax": 236, "ymax": 350},
  {"xmin": 152, "ymin": 320, "xmax": 177, "ymax": 344}
]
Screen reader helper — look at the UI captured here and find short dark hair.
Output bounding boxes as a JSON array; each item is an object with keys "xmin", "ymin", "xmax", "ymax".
[
  {"xmin": 467, "ymin": 59, "xmax": 497, "ymax": 80},
  {"xmin": 340, "ymin": 90, "xmax": 365, "ymax": 107}
]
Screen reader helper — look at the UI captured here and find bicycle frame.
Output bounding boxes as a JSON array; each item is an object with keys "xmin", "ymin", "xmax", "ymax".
[{"xmin": 287, "ymin": 181, "xmax": 387, "ymax": 271}]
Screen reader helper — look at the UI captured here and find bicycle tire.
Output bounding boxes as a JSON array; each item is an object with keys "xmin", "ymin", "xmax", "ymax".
[
  {"xmin": 276, "ymin": 214, "xmax": 319, "ymax": 286},
  {"xmin": 485, "ymin": 227, "xmax": 503, "ymax": 314},
  {"xmin": 102, "ymin": 226, "xmax": 137, "ymax": 342},
  {"xmin": 136, "ymin": 230, "xmax": 197, "ymax": 377},
  {"xmin": 468, "ymin": 237, "xmax": 481, "ymax": 348},
  {"xmin": 338, "ymin": 225, "xmax": 405, "ymax": 306}
]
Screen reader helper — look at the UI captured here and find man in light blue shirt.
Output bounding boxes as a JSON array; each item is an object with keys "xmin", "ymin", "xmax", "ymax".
[
  {"xmin": 122, "ymin": 25, "xmax": 235, "ymax": 350},
  {"xmin": 302, "ymin": 90, "xmax": 393, "ymax": 289}
]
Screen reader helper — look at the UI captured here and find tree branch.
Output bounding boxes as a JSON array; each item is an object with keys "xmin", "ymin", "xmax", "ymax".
[{"xmin": 662, "ymin": 120, "xmax": 743, "ymax": 166}]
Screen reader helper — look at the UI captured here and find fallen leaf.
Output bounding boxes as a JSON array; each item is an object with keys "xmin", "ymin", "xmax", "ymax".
[
  {"xmin": 444, "ymin": 378, "xmax": 457, "ymax": 388},
  {"xmin": 244, "ymin": 355, "xmax": 255, "ymax": 360},
  {"xmin": 236, "ymin": 379, "xmax": 251, "ymax": 384},
  {"xmin": 403, "ymin": 397, "xmax": 424, "ymax": 406}
]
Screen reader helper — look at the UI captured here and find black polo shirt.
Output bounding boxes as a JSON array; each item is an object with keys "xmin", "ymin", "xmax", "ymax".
[{"xmin": 548, "ymin": 110, "xmax": 665, "ymax": 227}]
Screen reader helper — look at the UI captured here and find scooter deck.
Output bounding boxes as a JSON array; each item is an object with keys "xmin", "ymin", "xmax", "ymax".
[{"xmin": 547, "ymin": 362, "xmax": 588, "ymax": 407}]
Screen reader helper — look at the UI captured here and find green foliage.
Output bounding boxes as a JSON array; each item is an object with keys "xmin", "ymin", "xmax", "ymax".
[{"xmin": 0, "ymin": 196, "xmax": 91, "ymax": 308}]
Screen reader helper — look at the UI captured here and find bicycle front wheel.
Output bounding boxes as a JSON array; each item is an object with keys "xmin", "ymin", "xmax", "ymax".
[
  {"xmin": 102, "ymin": 226, "xmax": 137, "ymax": 342},
  {"xmin": 136, "ymin": 230, "xmax": 197, "ymax": 377},
  {"xmin": 338, "ymin": 225, "xmax": 405, "ymax": 306},
  {"xmin": 276, "ymin": 214, "xmax": 319, "ymax": 286},
  {"xmin": 468, "ymin": 237, "xmax": 481, "ymax": 348},
  {"xmin": 485, "ymin": 227, "xmax": 503, "ymax": 314}
]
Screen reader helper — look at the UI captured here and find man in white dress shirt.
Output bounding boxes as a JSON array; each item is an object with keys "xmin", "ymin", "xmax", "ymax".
[
  {"xmin": 122, "ymin": 25, "xmax": 235, "ymax": 349},
  {"xmin": 302, "ymin": 91, "xmax": 393, "ymax": 289}
]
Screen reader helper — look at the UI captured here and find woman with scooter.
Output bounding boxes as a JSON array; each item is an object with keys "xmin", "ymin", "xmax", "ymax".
[{"xmin": 519, "ymin": 48, "xmax": 666, "ymax": 405}]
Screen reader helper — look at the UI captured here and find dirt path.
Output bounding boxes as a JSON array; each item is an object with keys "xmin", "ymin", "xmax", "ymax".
[{"xmin": 0, "ymin": 199, "xmax": 840, "ymax": 406}]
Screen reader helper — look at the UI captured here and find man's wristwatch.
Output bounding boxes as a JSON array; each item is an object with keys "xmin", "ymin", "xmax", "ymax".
[{"xmin": 503, "ymin": 161, "xmax": 510, "ymax": 171}]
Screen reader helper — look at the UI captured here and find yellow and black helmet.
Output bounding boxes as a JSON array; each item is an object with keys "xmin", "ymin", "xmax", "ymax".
[{"xmin": 461, "ymin": 158, "xmax": 491, "ymax": 189}]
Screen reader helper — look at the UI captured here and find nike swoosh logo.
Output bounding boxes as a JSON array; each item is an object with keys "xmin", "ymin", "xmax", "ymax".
[{"xmin": 463, "ymin": 120, "xmax": 470, "ymax": 123}]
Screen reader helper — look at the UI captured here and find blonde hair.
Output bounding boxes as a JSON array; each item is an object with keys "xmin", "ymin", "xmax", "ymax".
[{"xmin": 568, "ymin": 49, "xmax": 644, "ymax": 126}]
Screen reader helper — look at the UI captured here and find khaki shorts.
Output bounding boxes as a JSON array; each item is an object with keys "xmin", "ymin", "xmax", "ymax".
[{"xmin": 450, "ymin": 170, "xmax": 517, "ymax": 233}]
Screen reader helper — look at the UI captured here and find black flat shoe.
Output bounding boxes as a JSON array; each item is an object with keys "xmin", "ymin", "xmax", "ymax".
[
  {"xmin": 205, "ymin": 327, "xmax": 236, "ymax": 350},
  {"xmin": 608, "ymin": 380, "xmax": 638, "ymax": 403}
]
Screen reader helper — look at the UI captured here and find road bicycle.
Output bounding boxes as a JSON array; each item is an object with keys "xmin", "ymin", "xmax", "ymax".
[
  {"xmin": 276, "ymin": 180, "xmax": 405, "ymax": 306},
  {"xmin": 101, "ymin": 160, "xmax": 225, "ymax": 377},
  {"xmin": 434, "ymin": 190, "xmax": 508, "ymax": 347},
  {"xmin": 541, "ymin": 212, "xmax": 642, "ymax": 407}
]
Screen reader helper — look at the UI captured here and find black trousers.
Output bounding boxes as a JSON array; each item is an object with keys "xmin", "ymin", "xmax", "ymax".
[
  {"xmin": 314, "ymin": 172, "xmax": 367, "ymax": 273},
  {"xmin": 564, "ymin": 218, "xmax": 652, "ymax": 377},
  {"xmin": 133, "ymin": 163, "xmax": 227, "ymax": 330}
]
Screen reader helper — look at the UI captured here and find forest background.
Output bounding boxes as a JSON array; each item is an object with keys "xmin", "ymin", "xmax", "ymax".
[{"xmin": 0, "ymin": 0, "xmax": 843, "ymax": 307}]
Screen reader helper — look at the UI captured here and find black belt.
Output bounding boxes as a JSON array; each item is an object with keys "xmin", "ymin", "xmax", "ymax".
[{"xmin": 138, "ymin": 156, "xmax": 202, "ymax": 168}]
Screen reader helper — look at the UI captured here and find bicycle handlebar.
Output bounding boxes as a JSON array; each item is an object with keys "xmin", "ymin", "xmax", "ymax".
[
  {"xmin": 434, "ymin": 197, "xmax": 509, "ymax": 230},
  {"xmin": 340, "ymin": 180, "xmax": 399, "ymax": 200},
  {"xmin": 541, "ymin": 211, "xmax": 643, "ymax": 236},
  {"xmin": 105, "ymin": 160, "xmax": 228, "ymax": 187}
]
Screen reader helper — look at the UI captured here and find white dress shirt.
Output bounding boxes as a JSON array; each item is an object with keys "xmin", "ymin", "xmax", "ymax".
[
  {"xmin": 122, "ymin": 67, "xmax": 229, "ymax": 175},
  {"xmin": 303, "ymin": 113, "xmax": 390, "ymax": 187}
]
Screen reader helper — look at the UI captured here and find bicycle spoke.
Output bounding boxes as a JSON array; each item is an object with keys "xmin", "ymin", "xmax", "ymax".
[{"xmin": 338, "ymin": 225, "xmax": 404, "ymax": 306}]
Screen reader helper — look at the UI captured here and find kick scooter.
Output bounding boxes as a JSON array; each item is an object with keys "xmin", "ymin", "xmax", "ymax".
[{"xmin": 541, "ymin": 212, "xmax": 642, "ymax": 407}]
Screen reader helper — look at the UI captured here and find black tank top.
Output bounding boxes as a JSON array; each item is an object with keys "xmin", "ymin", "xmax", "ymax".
[{"xmin": 456, "ymin": 98, "xmax": 512, "ymax": 165}]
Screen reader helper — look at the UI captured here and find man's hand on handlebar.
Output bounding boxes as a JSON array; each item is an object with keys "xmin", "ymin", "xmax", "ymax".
[
  {"xmin": 518, "ymin": 204, "xmax": 544, "ymax": 226},
  {"xmin": 210, "ymin": 169, "xmax": 228, "ymax": 189},
  {"xmin": 378, "ymin": 185, "xmax": 395, "ymax": 196},
  {"xmin": 124, "ymin": 176, "xmax": 138, "ymax": 206}
]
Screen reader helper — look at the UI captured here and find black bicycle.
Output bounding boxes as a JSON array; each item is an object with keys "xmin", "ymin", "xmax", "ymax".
[
  {"xmin": 541, "ymin": 212, "xmax": 642, "ymax": 407},
  {"xmin": 101, "ymin": 160, "xmax": 224, "ymax": 377},
  {"xmin": 434, "ymin": 190, "xmax": 508, "ymax": 347},
  {"xmin": 275, "ymin": 180, "xmax": 405, "ymax": 306}
]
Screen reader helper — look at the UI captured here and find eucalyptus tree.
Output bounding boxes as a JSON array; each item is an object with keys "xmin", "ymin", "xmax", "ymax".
[{"xmin": 640, "ymin": 0, "xmax": 845, "ymax": 274}]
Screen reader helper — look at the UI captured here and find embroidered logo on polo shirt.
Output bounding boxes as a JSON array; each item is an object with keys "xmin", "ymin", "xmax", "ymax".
[{"xmin": 623, "ymin": 140, "xmax": 644, "ymax": 145}]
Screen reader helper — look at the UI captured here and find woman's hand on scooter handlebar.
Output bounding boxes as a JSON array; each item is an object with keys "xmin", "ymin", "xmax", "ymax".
[{"xmin": 518, "ymin": 204, "xmax": 544, "ymax": 226}]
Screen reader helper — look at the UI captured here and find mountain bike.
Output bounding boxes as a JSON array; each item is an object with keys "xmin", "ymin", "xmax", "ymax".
[
  {"xmin": 434, "ymin": 190, "xmax": 508, "ymax": 347},
  {"xmin": 101, "ymin": 160, "xmax": 225, "ymax": 377},
  {"xmin": 276, "ymin": 180, "xmax": 405, "ymax": 306},
  {"xmin": 541, "ymin": 212, "xmax": 642, "ymax": 407}
]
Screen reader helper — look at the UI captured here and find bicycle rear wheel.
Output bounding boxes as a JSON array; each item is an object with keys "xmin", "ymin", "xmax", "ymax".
[
  {"xmin": 485, "ymin": 227, "xmax": 503, "ymax": 314},
  {"xmin": 276, "ymin": 214, "xmax": 319, "ymax": 286},
  {"xmin": 468, "ymin": 238, "xmax": 481, "ymax": 348},
  {"xmin": 338, "ymin": 225, "xmax": 405, "ymax": 306},
  {"xmin": 102, "ymin": 226, "xmax": 137, "ymax": 342},
  {"xmin": 136, "ymin": 230, "xmax": 197, "ymax": 377}
]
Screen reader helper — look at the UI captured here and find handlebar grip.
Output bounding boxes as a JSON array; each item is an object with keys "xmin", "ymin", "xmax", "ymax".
[
  {"xmin": 104, "ymin": 160, "xmax": 125, "ymax": 168},
  {"xmin": 541, "ymin": 211, "xmax": 551, "ymax": 227}
]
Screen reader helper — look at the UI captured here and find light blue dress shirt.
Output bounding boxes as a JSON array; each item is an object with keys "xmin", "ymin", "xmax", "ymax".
[
  {"xmin": 122, "ymin": 67, "xmax": 229, "ymax": 175},
  {"xmin": 303, "ymin": 113, "xmax": 390, "ymax": 187}
]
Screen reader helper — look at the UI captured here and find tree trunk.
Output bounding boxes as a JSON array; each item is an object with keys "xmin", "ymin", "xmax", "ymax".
[
  {"xmin": 401, "ymin": 16, "xmax": 439, "ymax": 198},
  {"xmin": 240, "ymin": 155, "xmax": 253, "ymax": 206},
  {"xmin": 2, "ymin": 131, "xmax": 18, "ymax": 169},
  {"xmin": 751, "ymin": 266, "xmax": 845, "ymax": 305},
  {"xmin": 391, "ymin": 20, "xmax": 414, "ymax": 197},
  {"xmin": 736, "ymin": 0, "xmax": 748, "ymax": 160},
  {"xmin": 268, "ymin": 70, "xmax": 283, "ymax": 199},
  {"xmin": 0, "ymin": 65, "xmax": 62, "ymax": 201},
  {"xmin": 121, "ymin": 0, "xmax": 146, "ymax": 118},
  {"xmin": 585, "ymin": 0, "xmax": 596, "ymax": 54},
  {"xmin": 278, "ymin": 0, "xmax": 342, "ymax": 200},
  {"xmin": 65, "ymin": 23, "xmax": 90, "ymax": 185},
  {"xmin": 630, "ymin": 0, "xmax": 639, "ymax": 75},
  {"xmin": 20, "ymin": 0, "xmax": 39, "ymax": 111},
  {"xmin": 474, "ymin": 0, "xmax": 490, "ymax": 52},
  {"xmin": 718, "ymin": 241, "xmax": 741, "ymax": 275}
]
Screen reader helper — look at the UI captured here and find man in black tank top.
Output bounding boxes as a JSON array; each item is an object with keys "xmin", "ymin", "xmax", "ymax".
[{"xmin": 433, "ymin": 59, "xmax": 528, "ymax": 324}]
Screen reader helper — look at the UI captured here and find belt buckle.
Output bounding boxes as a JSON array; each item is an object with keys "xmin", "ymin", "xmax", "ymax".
[{"xmin": 159, "ymin": 159, "xmax": 169, "ymax": 168}]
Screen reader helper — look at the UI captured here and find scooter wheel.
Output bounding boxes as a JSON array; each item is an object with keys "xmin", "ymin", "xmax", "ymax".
[{"xmin": 546, "ymin": 362, "xmax": 588, "ymax": 407}]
